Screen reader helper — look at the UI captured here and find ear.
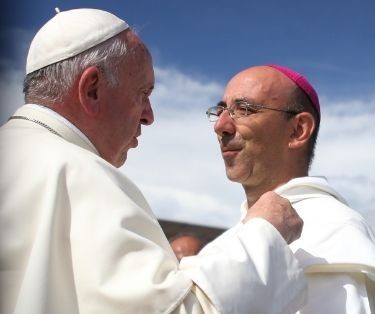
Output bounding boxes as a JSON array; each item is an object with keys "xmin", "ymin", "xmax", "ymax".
[
  {"xmin": 78, "ymin": 66, "xmax": 101, "ymax": 117},
  {"xmin": 288, "ymin": 112, "xmax": 316, "ymax": 149}
]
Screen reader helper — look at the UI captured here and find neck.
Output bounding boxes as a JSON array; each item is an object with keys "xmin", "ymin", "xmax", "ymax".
[
  {"xmin": 243, "ymin": 171, "xmax": 308, "ymax": 210},
  {"xmin": 243, "ymin": 184, "xmax": 277, "ymax": 209}
]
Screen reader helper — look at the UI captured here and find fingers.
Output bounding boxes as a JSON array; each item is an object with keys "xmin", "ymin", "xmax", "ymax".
[{"xmin": 243, "ymin": 191, "xmax": 303, "ymax": 244}]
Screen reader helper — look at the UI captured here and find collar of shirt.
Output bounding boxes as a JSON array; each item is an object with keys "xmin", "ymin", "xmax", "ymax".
[{"xmin": 24, "ymin": 103, "xmax": 97, "ymax": 153}]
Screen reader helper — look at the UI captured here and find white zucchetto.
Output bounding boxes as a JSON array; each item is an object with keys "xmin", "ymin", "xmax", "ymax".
[{"xmin": 26, "ymin": 8, "xmax": 129, "ymax": 74}]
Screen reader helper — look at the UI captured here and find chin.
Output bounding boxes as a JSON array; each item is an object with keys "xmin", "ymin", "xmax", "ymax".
[
  {"xmin": 112, "ymin": 152, "xmax": 128, "ymax": 168},
  {"xmin": 225, "ymin": 166, "xmax": 253, "ymax": 184},
  {"xmin": 119, "ymin": 155, "xmax": 128, "ymax": 167},
  {"xmin": 225, "ymin": 171, "xmax": 242, "ymax": 183}
]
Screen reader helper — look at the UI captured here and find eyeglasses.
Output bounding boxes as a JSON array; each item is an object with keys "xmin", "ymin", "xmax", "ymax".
[{"xmin": 206, "ymin": 100, "xmax": 301, "ymax": 122}]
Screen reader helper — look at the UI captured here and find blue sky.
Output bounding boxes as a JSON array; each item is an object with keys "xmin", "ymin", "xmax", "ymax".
[
  {"xmin": 2, "ymin": 0, "xmax": 375, "ymax": 99},
  {"xmin": 1, "ymin": 0, "xmax": 374, "ymax": 229}
]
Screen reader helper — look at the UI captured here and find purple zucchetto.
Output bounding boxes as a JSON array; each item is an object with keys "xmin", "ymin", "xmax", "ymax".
[{"xmin": 266, "ymin": 64, "xmax": 320, "ymax": 119}]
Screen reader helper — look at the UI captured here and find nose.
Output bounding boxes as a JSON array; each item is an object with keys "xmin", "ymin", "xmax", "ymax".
[
  {"xmin": 140, "ymin": 99, "xmax": 154, "ymax": 126},
  {"xmin": 213, "ymin": 109, "xmax": 236, "ymax": 136}
]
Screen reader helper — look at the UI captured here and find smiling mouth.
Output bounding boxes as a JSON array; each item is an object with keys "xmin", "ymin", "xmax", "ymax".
[
  {"xmin": 221, "ymin": 145, "xmax": 241, "ymax": 152},
  {"xmin": 221, "ymin": 148, "xmax": 241, "ymax": 158}
]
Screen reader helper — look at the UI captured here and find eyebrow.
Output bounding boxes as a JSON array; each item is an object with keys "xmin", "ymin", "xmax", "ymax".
[
  {"xmin": 216, "ymin": 100, "xmax": 227, "ymax": 107},
  {"xmin": 216, "ymin": 98, "xmax": 250, "ymax": 107},
  {"xmin": 234, "ymin": 97, "xmax": 255, "ymax": 104},
  {"xmin": 144, "ymin": 85, "xmax": 154, "ymax": 96}
]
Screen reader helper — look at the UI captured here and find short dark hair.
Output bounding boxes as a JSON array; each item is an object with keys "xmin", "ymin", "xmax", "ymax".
[{"xmin": 286, "ymin": 86, "xmax": 320, "ymax": 169}]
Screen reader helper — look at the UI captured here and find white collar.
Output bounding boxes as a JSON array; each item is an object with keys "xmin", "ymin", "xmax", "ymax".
[
  {"xmin": 24, "ymin": 103, "xmax": 97, "ymax": 152},
  {"xmin": 240, "ymin": 176, "xmax": 347, "ymax": 220}
]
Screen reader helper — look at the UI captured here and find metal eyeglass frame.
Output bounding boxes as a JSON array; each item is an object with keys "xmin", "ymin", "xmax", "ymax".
[{"xmin": 206, "ymin": 100, "xmax": 301, "ymax": 122}]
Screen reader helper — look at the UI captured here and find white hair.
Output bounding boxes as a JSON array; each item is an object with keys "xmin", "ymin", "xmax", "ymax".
[{"xmin": 23, "ymin": 34, "xmax": 128, "ymax": 103}]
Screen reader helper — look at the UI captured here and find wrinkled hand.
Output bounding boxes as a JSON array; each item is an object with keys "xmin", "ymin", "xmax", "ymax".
[{"xmin": 243, "ymin": 191, "xmax": 303, "ymax": 244}]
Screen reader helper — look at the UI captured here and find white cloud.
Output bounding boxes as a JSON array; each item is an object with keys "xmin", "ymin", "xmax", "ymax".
[
  {"xmin": 151, "ymin": 66, "xmax": 223, "ymax": 114},
  {"xmin": 311, "ymin": 99, "xmax": 375, "ymax": 227}
]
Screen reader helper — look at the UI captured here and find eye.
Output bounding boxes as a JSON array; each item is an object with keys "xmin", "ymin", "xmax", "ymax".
[
  {"xmin": 141, "ymin": 89, "xmax": 153, "ymax": 104},
  {"xmin": 232, "ymin": 101, "xmax": 262, "ymax": 118},
  {"xmin": 235, "ymin": 103, "xmax": 249, "ymax": 116},
  {"xmin": 142, "ymin": 90, "xmax": 150, "ymax": 98},
  {"xmin": 142, "ymin": 86, "xmax": 154, "ymax": 97}
]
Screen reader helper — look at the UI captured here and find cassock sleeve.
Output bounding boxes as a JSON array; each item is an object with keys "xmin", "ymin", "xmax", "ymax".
[{"xmin": 175, "ymin": 218, "xmax": 307, "ymax": 313}]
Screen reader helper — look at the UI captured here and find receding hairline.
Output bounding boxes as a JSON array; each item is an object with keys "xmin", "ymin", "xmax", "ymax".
[{"xmin": 118, "ymin": 29, "xmax": 152, "ymax": 61}]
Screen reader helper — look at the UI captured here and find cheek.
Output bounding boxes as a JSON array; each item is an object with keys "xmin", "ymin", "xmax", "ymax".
[
  {"xmin": 237, "ymin": 125, "xmax": 262, "ymax": 153},
  {"xmin": 236, "ymin": 131, "xmax": 271, "ymax": 172},
  {"xmin": 240, "ymin": 121, "xmax": 276, "ymax": 152}
]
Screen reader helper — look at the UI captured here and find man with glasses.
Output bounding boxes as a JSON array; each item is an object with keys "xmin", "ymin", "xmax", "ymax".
[{"xmin": 206, "ymin": 64, "xmax": 375, "ymax": 313}]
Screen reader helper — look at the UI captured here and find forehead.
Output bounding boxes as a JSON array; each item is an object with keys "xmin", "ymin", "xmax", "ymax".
[
  {"xmin": 223, "ymin": 67, "xmax": 294, "ymax": 105},
  {"xmin": 223, "ymin": 74, "xmax": 263, "ymax": 104},
  {"xmin": 122, "ymin": 44, "xmax": 155, "ymax": 87},
  {"xmin": 118, "ymin": 30, "xmax": 154, "ymax": 77}
]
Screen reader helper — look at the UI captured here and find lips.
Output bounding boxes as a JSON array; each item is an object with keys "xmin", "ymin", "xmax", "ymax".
[
  {"xmin": 129, "ymin": 137, "xmax": 138, "ymax": 148},
  {"xmin": 221, "ymin": 146, "xmax": 241, "ymax": 159},
  {"xmin": 130, "ymin": 133, "xmax": 140, "ymax": 148},
  {"xmin": 221, "ymin": 143, "xmax": 242, "ymax": 152},
  {"xmin": 222, "ymin": 147, "xmax": 240, "ymax": 152}
]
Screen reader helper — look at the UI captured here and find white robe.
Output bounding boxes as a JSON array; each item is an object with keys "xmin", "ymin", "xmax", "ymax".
[
  {"xmin": 0, "ymin": 105, "xmax": 306, "ymax": 314},
  {"xmin": 240, "ymin": 177, "xmax": 375, "ymax": 313}
]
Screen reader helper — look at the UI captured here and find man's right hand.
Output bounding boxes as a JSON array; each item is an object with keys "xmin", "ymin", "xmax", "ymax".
[{"xmin": 242, "ymin": 191, "xmax": 303, "ymax": 244}]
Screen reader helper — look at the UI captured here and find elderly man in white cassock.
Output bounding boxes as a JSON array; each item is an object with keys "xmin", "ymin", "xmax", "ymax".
[{"xmin": 0, "ymin": 8, "xmax": 307, "ymax": 314}]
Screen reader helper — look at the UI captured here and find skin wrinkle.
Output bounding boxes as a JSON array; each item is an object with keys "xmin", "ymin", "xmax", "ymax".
[{"xmin": 60, "ymin": 31, "xmax": 154, "ymax": 167}]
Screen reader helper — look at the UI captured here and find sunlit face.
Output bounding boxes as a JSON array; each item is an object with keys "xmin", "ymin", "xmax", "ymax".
[
  {"xmin": 214, "ymin": 67, "xmax": 295, "ymax": 191},
  {"xmin": 99, "ymin": 33, "xmax": 155, "ymax": 167}
]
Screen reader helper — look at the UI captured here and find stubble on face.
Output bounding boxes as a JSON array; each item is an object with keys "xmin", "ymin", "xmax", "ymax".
[{"xmin": 218, "ymin": 66, "xmax": 296, "ymax": 197}]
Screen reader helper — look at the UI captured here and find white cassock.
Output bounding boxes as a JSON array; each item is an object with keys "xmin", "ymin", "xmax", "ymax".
[
  {"xmin": 0, "ymin": 104, "xmax": 306, "ymax": 314},
  {"xmin": 240, "ymin": 177, "xmax": 375, "ymax": 313}
]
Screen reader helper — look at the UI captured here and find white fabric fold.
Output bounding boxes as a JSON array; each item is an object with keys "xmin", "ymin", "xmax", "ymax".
[{"xmin": 181, "ymin": 218, "xmax": 306, "ymax": 313}]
